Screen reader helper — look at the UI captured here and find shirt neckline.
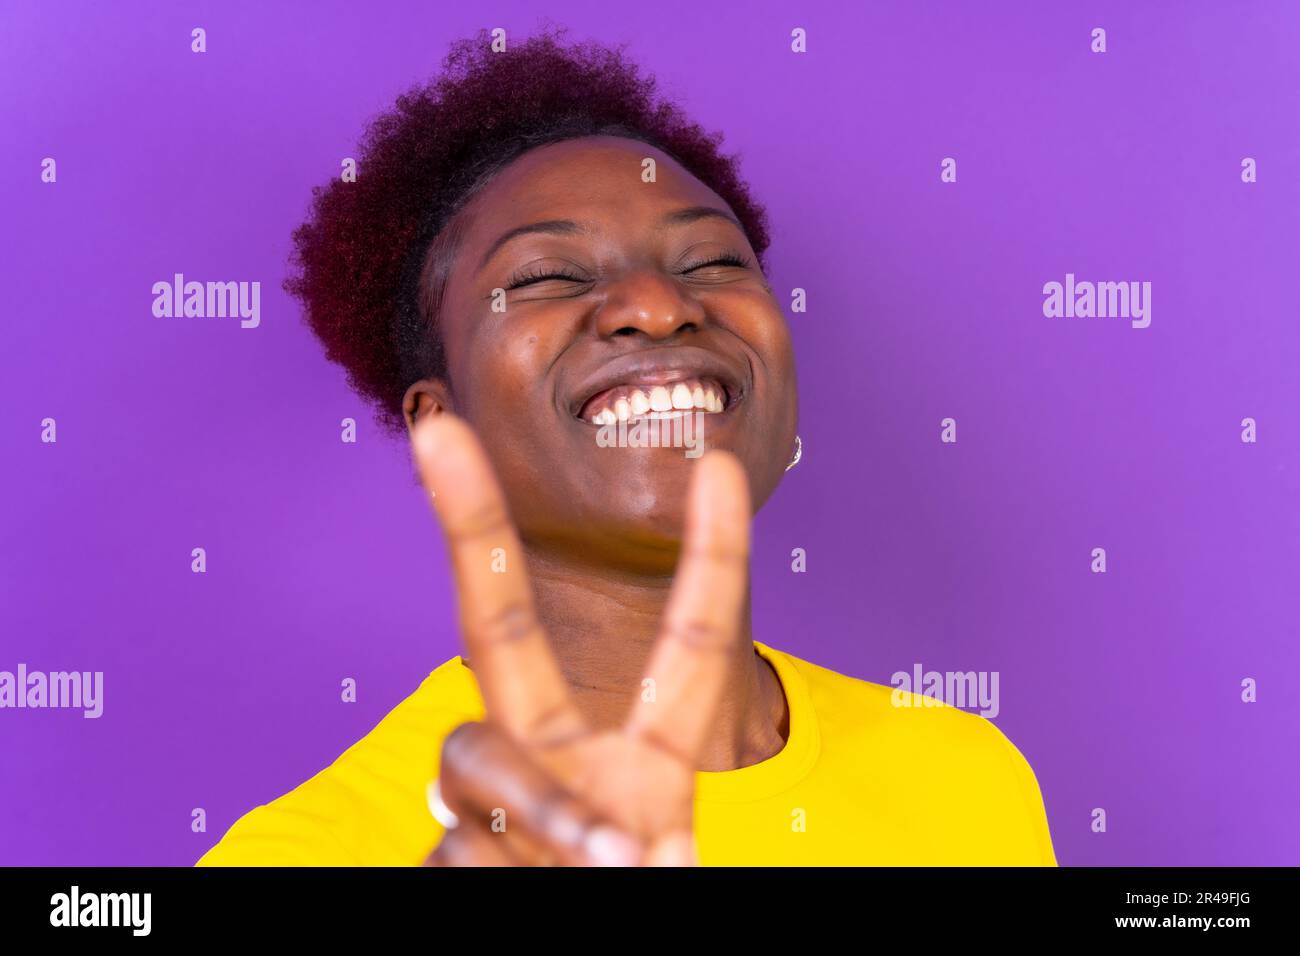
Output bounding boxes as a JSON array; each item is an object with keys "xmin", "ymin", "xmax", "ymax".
[
  {"xmin": 692, "ymin": 640, "xmax": 822, "ymax": 803},
  {"xmin": 446, "ymin": 639, "xmax": 821, "ymax": 803}
]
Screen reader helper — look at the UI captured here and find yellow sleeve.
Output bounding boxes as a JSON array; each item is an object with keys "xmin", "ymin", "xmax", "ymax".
[
  {"xmin": 988, "ymin": 723, "xmax": 1058, "ymax": 866},
  {"xmin": 196, "ymin": 672, "xmax": 477, "ymax": 867},
  {"xmin": 196, "ymin": 799, "xmax": 366, "ymax": 867}
]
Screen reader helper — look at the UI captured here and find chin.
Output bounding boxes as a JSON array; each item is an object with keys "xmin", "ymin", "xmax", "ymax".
[{"xmin": 515, "ymin": 471, "xmax": 693, "ymax": 574}]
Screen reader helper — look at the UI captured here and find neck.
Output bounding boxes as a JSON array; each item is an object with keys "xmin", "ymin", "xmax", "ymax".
[{"xmin": 516, "ymin": 546, "xmax": 789, "ymax": 772}]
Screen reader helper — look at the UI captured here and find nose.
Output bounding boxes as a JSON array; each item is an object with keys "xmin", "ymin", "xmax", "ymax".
[{"xmin": 594, "ymin": 268, "xmax": 707, "ymax": 341}]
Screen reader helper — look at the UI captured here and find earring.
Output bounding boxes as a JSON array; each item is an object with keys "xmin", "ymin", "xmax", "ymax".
[{"xmin": 786, "ymin": 434, "xmax": 802, "ymax": 472}]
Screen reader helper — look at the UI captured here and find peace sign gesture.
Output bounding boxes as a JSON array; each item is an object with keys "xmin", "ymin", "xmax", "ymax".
[{"xmin": 412, "ymin": 412, "xmax": 752, "ymax": 866}]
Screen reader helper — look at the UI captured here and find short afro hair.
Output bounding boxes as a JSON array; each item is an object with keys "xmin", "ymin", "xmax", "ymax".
[{"xmin": 284, "ymin": 26, "xmax": 771, "ymax": 435}]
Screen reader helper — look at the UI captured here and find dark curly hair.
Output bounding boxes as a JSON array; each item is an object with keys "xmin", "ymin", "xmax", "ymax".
[{"xmin": 284, "ymin": 26, "xmax": 771, "ymax": 435}]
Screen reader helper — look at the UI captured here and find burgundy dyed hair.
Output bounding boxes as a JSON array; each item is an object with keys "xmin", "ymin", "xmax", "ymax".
[{"xmin": 285, "ymin": 27, "xmax": 771, "ymax": 435}]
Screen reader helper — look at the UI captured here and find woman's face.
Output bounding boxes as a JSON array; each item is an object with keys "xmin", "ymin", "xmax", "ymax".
[{"xmin": 411, "ymin": 135, "xmax": 797, "ymax": 571}]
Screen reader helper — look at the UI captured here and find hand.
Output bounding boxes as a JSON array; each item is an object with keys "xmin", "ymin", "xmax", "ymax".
[{"xmin": 411, "ymin": 413, "xmax": 751, "ymax": 866}]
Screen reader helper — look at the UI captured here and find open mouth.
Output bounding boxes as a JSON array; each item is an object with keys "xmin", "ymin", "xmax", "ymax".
[
  {"xmin": 579, "ymin": 377, "xmax": 730, "ymax": 425},
  {"xmin": 568, "ymin": 346, "xmax": 744, "ymax": 427}
]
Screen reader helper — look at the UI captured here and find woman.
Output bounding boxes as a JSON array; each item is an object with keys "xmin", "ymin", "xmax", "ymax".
[{"xmin": 198, "ymin": 29, "xmax": 1056, "ymax": 867}]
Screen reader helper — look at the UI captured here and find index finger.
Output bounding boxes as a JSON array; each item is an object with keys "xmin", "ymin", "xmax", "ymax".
[
  {"xmin": 624, "ymin": 450, "xmax": 752, "ymax": 765},
  {"xmin": 412, "ymin": 412, "xmax": 585, "ymax": 746}
]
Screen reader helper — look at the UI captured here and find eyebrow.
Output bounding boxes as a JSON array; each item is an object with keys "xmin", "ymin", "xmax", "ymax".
[
  {"xmin": 476, "ymin": 206, "xmax": 744, "ymax": 273},
  {"xmin": 659, "ymin": 205, "xmax": 744, "ymax": 232},
  {"xmin": 476, "ymin": 220, "xmax": 588, "ymax": 273}
]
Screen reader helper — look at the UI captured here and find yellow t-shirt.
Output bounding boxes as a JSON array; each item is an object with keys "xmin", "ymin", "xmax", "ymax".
[{"xmin": 197, "ymin": 641, "xmax": 1056, "ymax": 866}]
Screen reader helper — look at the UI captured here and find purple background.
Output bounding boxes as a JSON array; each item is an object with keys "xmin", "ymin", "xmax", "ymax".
[{"xmin": 2, "ymin": 0, "xmax": 1297, "ymax": 866}]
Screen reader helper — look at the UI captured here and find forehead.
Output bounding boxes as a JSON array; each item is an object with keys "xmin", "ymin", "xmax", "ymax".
[{"xmin": 457, "ymin": 135, "xmax": 731, "ymax": 247}]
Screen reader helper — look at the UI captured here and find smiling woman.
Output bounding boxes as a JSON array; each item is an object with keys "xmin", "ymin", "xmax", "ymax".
[{"xmin": 196, "ymin": 27, "xmax": 1056, "ymax": 867}]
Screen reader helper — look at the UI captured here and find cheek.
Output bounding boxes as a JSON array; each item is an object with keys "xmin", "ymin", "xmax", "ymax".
[
  {"xmin": 757, "ymin": 299, "xmax": 795, "ymax": 361},
  {"xmin": 730, "ymin": 294, "xmax": 799, "ymax": 494},
  {"xmin": 724, "ymin": 284, "xmax": 790, "ymax": 346},
  {"xmin": 731, "ymin": 293, "xmax": 796, "ymax": 399},
  {"xmin": 457, "ymin": 316, "xmax": 570, "ymax": 441}
]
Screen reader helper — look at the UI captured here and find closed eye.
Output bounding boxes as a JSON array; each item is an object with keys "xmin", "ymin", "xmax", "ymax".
[
  {"xmin": 680, "ymin": 252, "xmax": 752, "ymax": 274},
  {"xmin": 505, "ymin": 252, "xmax": 752, "ymax": 289},
  {"xmin": 505, "ymin": 265, "xmax": 589, "ymax": 290}
]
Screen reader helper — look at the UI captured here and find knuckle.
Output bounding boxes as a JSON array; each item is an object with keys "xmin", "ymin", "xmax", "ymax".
[
  {"xmin": 634, "ymin": 725, "xmax": 696, "ymax": 767},
  {"xmin": 528, "ymin": 785, "xmax": 587, "ymax": 848},
  {"xmin": 682, "ymin": 537, "xmax": 749, "ymax": 566},
  {"xmin": 447, "ymin": 498, "xmax": 512, "ymax": 541},
  {"xmin": 440, "ymin": 721, "xmax": 489, "ymax": 778},
  {"xmin": 470, "ymin": 600, "xmax": 540, "ymax": 647},
  {"xmin": 664, "ymin": 617, "xmax": 731, "ymax": 652},
  {"xmin": 519, "ymin": 698, "xmax": 585, "ymax": 747}
]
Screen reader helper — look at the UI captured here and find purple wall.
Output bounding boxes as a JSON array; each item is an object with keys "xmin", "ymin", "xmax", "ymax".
[{"xmin": 2, "ymin": 0, "xmax": 1297, "ymax": 866}]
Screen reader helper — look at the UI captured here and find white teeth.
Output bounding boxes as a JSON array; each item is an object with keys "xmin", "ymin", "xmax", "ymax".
[{"xmin": 585, "ymin": 379, "xmax": 728, "ymax": 423}]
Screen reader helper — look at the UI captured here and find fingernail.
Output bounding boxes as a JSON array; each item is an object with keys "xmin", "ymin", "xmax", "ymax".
[{"xmin": 584, "ymin": 826, "xmax": 642, "ymax": 867}]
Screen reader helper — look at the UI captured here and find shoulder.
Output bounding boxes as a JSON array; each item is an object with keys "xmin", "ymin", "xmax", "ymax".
[
  {"xmin": 196, "ymin": 657, "xmax": 481, "ymax": 867},
  {"xmin": 767, "ymin": 644, "xmax": 1010, "ymax": 747},
  {"xmin": 762, "ymin": 644, "xmax": 1058, "ymax": 865}
]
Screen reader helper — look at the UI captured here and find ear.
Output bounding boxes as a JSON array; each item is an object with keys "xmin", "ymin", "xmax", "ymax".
[{"xmin": 402, "ymin": 378, "xmax": 455, "ymax": 435}]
